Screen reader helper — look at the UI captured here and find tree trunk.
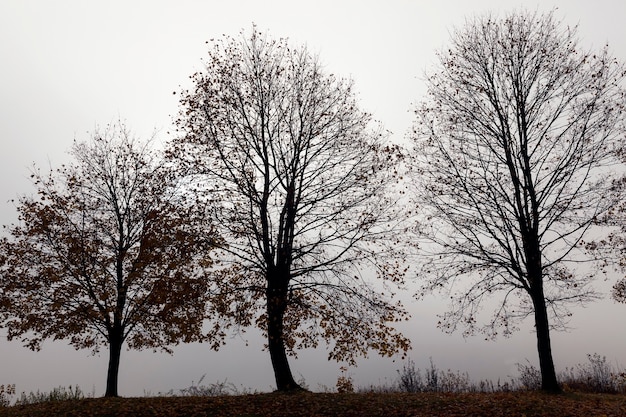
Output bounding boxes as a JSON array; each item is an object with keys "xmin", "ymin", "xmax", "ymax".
[
  {"xmin": 266, "ymin": 284, "xmax": 302, "ymax": 392},
  {"xmin": 523, "ymin": 223, "xmax": 561, "ymax": 393},
  {"xmin": 105, "ymin": 329, "xmax": 124, "ymax": 397},
  {"xmin": 530, "ymin": 287, "xmax": 561, "ymax": 393}
]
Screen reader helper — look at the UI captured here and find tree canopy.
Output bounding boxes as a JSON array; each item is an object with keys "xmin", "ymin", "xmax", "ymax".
[
  {"xmin": 410, "ymin": 10, "xmax": 626, "ymax": 392},
  {"xmin": 0, "ymin": 122, "xmax": 222, "ymax": 396},
  {"xmin": 168, "ymin": 28, "xmax": 411, "ymax": 391}
]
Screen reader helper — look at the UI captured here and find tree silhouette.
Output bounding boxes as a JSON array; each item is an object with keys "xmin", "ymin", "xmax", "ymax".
[
  {"xmin": 411, "ymin": 10, "xmax": 625, "ymax": 392},
  {"xmin": 168, "ymin": 28, "xmax": 411, "ymax": 391},
  {"xmin": 0, "ymin": 122, "xmax": 222, "ymax": 397}
]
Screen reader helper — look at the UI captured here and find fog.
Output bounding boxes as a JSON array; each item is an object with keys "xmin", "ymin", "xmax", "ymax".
[{"xmin": 1, "ymin": 0, "xmax": 625, "ymax": 396}]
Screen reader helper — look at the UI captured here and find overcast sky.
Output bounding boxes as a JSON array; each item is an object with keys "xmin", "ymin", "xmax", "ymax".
[{"xmin": 1, "ymin": 0, "xmax": 626, "ymax": 397}]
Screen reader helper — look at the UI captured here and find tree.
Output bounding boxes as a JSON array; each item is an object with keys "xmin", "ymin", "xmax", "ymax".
[
  {"xmin": 168, "ymin": 28, "xmax": 411, "ymax": 391},
  {"xmin": 410, "ymin": 10, "xmax": 625, "ymax": 392},
  {"xmin": 0, "ymin": 122, "xmax": 222, "ymax": 397}
]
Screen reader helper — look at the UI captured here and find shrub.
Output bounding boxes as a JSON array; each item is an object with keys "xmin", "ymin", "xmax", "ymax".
[
  {"xmin": 397, "ymin": 359, "xmax": 422, "ymax": 393},
  {"xmin": 178, "ymin": 375, "xmax": 244, "ymax": 397},
  {"xmin": 373, "ymin": 353, "xmax": 624, "ymax": 394},
  {"xmin": 336, "ymin": 367, "xmax": 354, "ymax": 393},
  {"xmin": 559, "ymin": 353, "xmax": 625, "ymax": 393},
  {"xmin": 397, "ymin": 358, "xmax": 482, "ymax": 393},
  {"xmin": 439, "ymin": 369, "xmax": 471, "ymax": 393},
  {"xmin": 0, "ymin": 384, "xmax": 15, "ymax": 407},
  {"xmin": 515, "ymin": 360, "xmax": 542, "ymax": 391},
  {"xmin": 425, "ymin": 358, "xmax": 439, "ymax": 392},
  {"xmin": 14, "ymin": 385, "xmax": 86, "ymax": 405}
]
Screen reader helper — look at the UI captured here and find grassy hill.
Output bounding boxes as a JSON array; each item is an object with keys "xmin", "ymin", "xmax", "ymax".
[{"xmin": 3, "ymin": 391, "xmax": 626, "ymax": 417}]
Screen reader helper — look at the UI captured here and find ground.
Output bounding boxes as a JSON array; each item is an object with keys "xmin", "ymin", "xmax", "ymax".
[{"xmin": 3, "ymin": 391, "xmax": 626, "ymax": 417}]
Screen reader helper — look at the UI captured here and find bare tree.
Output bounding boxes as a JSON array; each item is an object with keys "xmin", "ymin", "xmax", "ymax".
[
  {"xmin": 0, "ymin": 122, "xmax": 222, "ymax": 397},
  {"xmin": 411, "ymin": 10, "xmax": 625, "ymax": 392},
  {"xmin": 168, "ymin": 28, "xmax": 411, "ymax": 391}
]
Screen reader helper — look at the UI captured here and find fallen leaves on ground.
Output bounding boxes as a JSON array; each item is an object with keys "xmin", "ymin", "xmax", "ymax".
[{"xmin": 2, "ymin": 391, "xmax": 626, "ymax": 417}]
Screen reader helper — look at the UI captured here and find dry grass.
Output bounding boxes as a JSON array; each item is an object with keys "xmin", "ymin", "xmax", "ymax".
[{"xmin": 2, "ymin": 391, "xmax": 626, "ymax": 417}]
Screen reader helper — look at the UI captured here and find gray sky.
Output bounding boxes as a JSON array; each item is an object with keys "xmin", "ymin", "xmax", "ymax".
[{"xmin": 1, "ymin": 0, "xmax": 625, "ymax": 397}]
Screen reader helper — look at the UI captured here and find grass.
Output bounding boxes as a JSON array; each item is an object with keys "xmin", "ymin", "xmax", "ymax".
[{"xmin": 2, "ymin": 391, "xmax": 626, "ymax": 417}]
